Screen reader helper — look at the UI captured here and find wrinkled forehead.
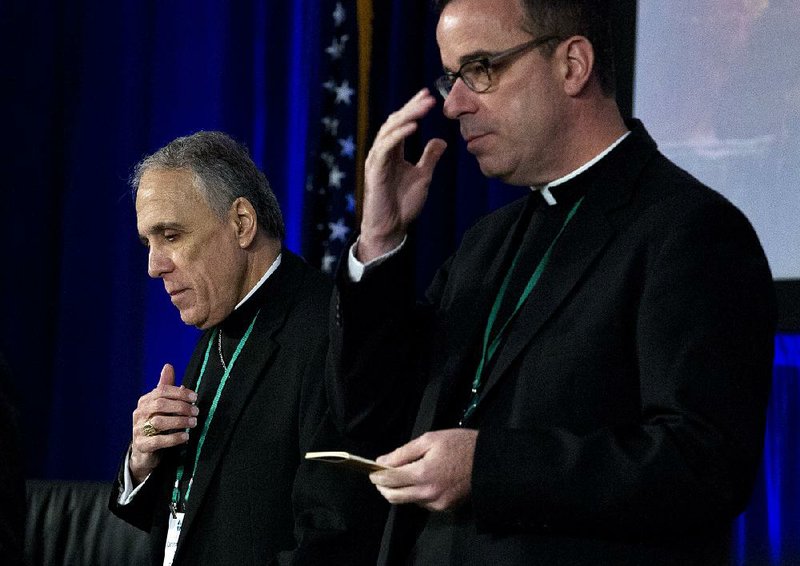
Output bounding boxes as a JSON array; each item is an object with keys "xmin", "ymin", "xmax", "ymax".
[
  {"xmin": 135, "ymin": 169, "xmax": 212, "ymax": 229},
  {"xmin": 136, "ymin": 168, "xmax": 208, "ymax": 208},
  {"xmin": 137, "ymin": 167, "xmax": 199, "ymax": 197},
  {"xmin": 436, "ymin": 0, "xmax": 530, "ymax": 68}
]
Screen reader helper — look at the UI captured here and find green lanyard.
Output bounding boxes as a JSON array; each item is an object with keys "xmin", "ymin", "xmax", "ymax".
[
  {"xmin": 170, "ymin": 311, "xmax": 260, "ymax": 512},
  {"xmin": 461, "ymin": 198, "xmax": 584, "ymax": 424}
]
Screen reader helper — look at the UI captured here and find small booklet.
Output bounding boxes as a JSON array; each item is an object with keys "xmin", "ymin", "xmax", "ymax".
[{"xmin": 304, "ymin": 451, "xmax": 388, "ymax": 473}]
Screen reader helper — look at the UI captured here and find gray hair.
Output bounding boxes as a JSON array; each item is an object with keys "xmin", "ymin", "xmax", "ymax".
[{"xmin": 131, "ymin": 131, "xmax": 285, "ymax": 240}]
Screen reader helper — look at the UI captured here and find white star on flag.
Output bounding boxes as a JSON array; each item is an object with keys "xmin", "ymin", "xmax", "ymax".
[
  {"xmin": 326, "ymin": 35, "xmax": 349, "ymax": 60},
  {"xmin": 334, "ymin": 80, "xmax": 354, "ymax": 105},
  {"xmin": 304, "ymin": 0, "xmax": 358, "ymax": 274},
  {"xmin": 328, "ymin": 165, "xmax": 346, "ymax": 188},
  {"xmin": 322, "ymin": 117, "xmax": 339, "ymax": 136},
  {"xmin": 333, "ymin": 2, "xmax": 346, "ymax": 27},
  {"xmin": 338, "ymin": 135, "xmax": 355, "ymax": 158},
  {"xmin": 328, "ymin": 218, "xmax": 350, "ymax": 242},
  {"xmin": 320, "ymin": 152, "xmax": 336, "ymax": 167},
  {"xmin": 321, "ymin": 251, "xmax": 337, "ymax": 273}
]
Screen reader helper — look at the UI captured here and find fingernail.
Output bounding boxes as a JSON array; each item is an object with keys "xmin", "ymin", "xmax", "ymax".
[
  {"xmin": 191, "ymin": 405, "xmax": 199, "ymax": 416},
  {"xmin": 189, "ymin": 417, "xmax": 197, "ymax": 427},
  {"xmin": 188, "ymin": 392, "xmax": 198, "ymax": 402}
]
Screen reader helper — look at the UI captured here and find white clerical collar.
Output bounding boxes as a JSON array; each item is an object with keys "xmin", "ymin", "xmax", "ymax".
[
  {"xmin": 234, "ymin": 252, "xmax": 282, "ymax": 311},
  {"xmin": 531, "ymin": 131, "xmax": 631, "ymax": 206}
]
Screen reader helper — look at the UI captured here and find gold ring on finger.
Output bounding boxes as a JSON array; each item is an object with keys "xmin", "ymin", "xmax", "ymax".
[{"xmin": 142, "ymin": 420, "xmax": 160, "ymax": 437}]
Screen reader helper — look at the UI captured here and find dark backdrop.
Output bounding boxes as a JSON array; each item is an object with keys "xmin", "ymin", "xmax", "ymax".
[
  {"xmin": 1, "ymin": 0, "xmax": 324, "ymax": 479},
  {"xmin": 1, "ymin": 1, "xmax": 797, "ymax": 564}
]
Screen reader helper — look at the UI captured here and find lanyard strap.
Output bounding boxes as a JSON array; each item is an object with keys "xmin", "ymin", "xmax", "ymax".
[
  {"xmin": 461, "ymin": 198, "xmax": 584, "ymax": 424},
  {"xmin": 171, "ymin": 311, "xmax": 260, "ymax": 509}
]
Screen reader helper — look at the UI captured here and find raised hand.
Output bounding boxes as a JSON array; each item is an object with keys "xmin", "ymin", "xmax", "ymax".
[
  {"xmin": 359, "ymin": 88, "xmax": 447, "ymax": 262},
  {"xmin": 129, "ymin": 363, "xmax": 198, "ymax": 485}
]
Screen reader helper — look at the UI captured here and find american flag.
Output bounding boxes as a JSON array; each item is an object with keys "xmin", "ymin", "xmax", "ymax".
[{"xmin": 303, "ymin": 0, "xmax": 360, "ymax": 274}]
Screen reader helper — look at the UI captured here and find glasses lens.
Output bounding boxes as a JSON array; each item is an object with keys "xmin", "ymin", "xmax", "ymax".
[
  {"xmin": 435, "ymin": 75, "xmax": 454, "ymax": 98},
  {"xmin": 462, "ymin": 61, "xmax": 491, "ymax": 93}
]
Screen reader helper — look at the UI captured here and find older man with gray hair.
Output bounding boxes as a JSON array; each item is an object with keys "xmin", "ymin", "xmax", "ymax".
[{"xmin": 109, "ymin": 131, "xmax": 385, "ymax": 566}]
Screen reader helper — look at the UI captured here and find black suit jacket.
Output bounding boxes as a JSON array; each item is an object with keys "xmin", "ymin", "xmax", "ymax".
[
  {"xmin": 329, "ymin": 122, "xmax": 776, "ymax": 565},
  {"xmin": 111, "ymin": 250, "xmax": 386, "ymax": 565}
]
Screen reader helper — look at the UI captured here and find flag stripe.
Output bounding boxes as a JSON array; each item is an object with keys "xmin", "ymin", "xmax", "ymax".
[
  {"xmin": 355, "ymin": 0, "xmax": 373, "ymax": 220},
  {"xmin": 302, "ymin": 0, "xmax": 359, "ymax": 274}
]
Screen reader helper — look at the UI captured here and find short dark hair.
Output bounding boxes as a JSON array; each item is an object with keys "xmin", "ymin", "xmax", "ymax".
[
  {"xmin": 131, "ymin": 131, "xmax": 285, "ymax": 240},
  {"xmin": 434, "ymin": 0, "xmax": 616, "ymax": 96}
]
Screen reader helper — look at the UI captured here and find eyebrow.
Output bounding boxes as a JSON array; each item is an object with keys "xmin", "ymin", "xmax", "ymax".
[
  {"xmin": 442, "ymin": 49, "xmax": 498, "ymax": 73},
  {"xmin": 460, "ymin": 49, "xmax": 495, "ymax": 65},
  {"xmin": 138, "ymin": 222, "xmax": 184, "ymax": 244}
]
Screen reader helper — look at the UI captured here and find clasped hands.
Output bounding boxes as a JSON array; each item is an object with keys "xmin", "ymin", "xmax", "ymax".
[{"xmin": 369, "ymin": 428, "xmax": 478, "ymax": 512}]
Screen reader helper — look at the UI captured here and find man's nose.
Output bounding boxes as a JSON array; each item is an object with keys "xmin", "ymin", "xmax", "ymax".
[
  {"xmin": 442, "ymin": 79, "xmax": 476, "ymax": 120},
  {"xmin": 147, "ymin": 247, "xmax": 173, "ymax": 278}
]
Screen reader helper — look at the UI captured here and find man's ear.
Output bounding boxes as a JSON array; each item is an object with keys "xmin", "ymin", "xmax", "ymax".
[
  {"xmin": 559, "ymin": 36, "xmax": 595, "ymax": 96},
  {"xmin": 231, "ymin": 197, "xmax": 258, "ymax": 248}
]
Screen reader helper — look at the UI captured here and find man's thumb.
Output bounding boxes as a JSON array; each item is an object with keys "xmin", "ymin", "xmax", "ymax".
[
  {"xmin": 158, "ymin": 363, "xmax": 175, "ymax": 386},
  {"xmin": 418, "ymin": 138, "xmax": 447, "ymax": 173}
]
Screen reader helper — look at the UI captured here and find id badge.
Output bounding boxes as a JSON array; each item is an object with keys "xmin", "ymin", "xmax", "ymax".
[{"xmin": 163, "ymin": 511, "xmax": 185, "ymax": 566}]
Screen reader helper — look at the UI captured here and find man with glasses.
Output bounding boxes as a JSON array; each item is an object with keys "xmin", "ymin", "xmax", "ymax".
[{"xmin": 328, "ymin": 0, "xmax": 776, "ymax": 564}]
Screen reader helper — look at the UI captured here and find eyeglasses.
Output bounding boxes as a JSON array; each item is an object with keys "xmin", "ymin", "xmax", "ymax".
[{"xmin": 434, "ymin": 35, "xmax": 562, "ymax": 99}]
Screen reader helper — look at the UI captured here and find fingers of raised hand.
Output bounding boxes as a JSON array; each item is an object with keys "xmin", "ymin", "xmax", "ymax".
[
  {"xmin": 145, "ymin": 383, "xmax": 197, "ymax": 403},
  {"xmin": 133, "ymin": 421, "xmax": 192, "ymax": 454},
  {"xmin": 368, "ymin": 122, "xmax": 418, "ymax": 168},
  {"xmin": 417, "ymin": 138, "xmax": 448, "ymax": 172},
  {"xmin": 384, "ymin": 89, "xmax": 436, "ymax": 129},
  {"xmin": 133, "ymin": 390, "xmax": 199, "ymax": 452},
  {"xmin": 135, "ymin": 386, "xmax": 197, "ymax": 422},
  {"xmin": 138, "ymin": 413, "xmax": 197, "ymax": 436},
  {"xmin": 138, "ymin": 393, "xmax": 199, "ymax": 416},
  {"xmin": 369, "ymin": 90, "xmax": 437, "ymax": 158}
]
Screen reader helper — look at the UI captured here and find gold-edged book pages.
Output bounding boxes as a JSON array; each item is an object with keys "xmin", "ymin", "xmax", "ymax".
[{"xmin": 304, "ymin": 451, "xmax": 388, "ymax": 473}]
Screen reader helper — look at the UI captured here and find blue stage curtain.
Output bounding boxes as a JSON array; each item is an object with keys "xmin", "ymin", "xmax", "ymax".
[
  {"xmin": 0, "ymin": 0, "xmax": 327, "ymax": 480},
  {"xmin": 734, "ymin": 334, "xmax": 800, "ymax": 565}
]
